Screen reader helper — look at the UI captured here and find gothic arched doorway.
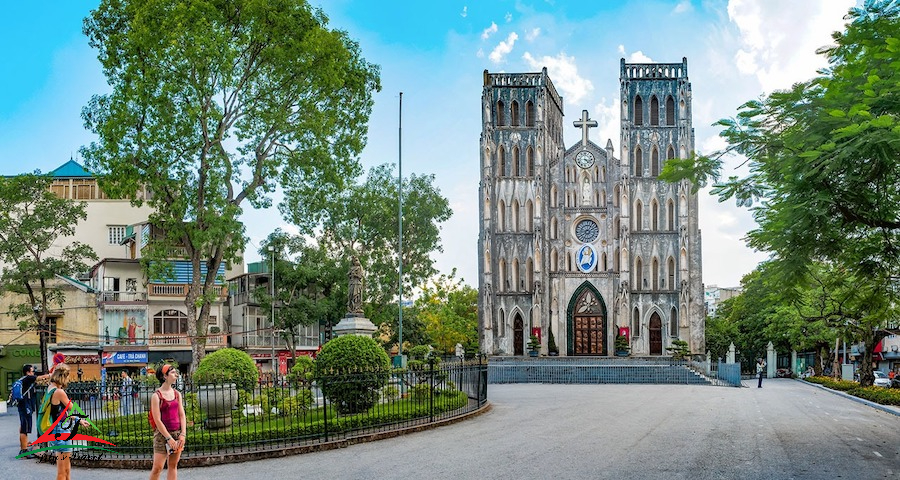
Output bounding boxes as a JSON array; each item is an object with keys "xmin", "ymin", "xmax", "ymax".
[
  {"xmin": 566, "ymin": 283, "xmax": 607, "ymax": 356},
  {"xmin": 649, "ymin": 312, "xmax": 662, "ymax": 355},
  {"xmin": 513, "ymin": 314, "xmax": 524, "ymax": 356}
]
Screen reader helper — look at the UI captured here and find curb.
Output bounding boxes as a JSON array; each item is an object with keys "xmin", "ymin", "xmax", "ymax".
[{"xmin": 798, "ymin": 379, "xmax": 900, "ymax": 417}]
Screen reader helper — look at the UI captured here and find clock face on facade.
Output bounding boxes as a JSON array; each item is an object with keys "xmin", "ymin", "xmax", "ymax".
[
  {"xmin": 575, "ymin": 219, "xmax": 600, "ymax": 243},
  {"xmin": 575, "ymin": 150, "xmax": 595, "ymax": 169}
]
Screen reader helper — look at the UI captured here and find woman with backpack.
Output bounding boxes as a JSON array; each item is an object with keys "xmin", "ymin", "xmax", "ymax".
[
  {"xmin": 149, "ymin": 364, "xmax": 186, "ymax": 480},
  {"xmin": 40, "ymin": 363, "xmax": 90, "ymax": 480}
]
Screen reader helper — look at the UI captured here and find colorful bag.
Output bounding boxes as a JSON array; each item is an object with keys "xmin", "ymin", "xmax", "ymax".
[
  {"xmin": 36, "ymin": 388, "xmax": 57, "ymax": 436},
  {"xmin": 148, "ymin": 391, "xmax": 162, "ymax": 430}
]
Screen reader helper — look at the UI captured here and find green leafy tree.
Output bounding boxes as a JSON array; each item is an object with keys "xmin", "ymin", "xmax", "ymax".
[
  {"xmin": 259, "ymin": 230, "xmax": 345, "ymax": 362},
  {"xmin": 661, "ymin": 1, "xmax": 900, "ymax": 385},
  {"xmin": 286, "ymin": 163, "xmax": 452, "ymax": 328},
  {"xmin": 413, "ymin": 270, "xmax": 478, "ymax": 355},
  {"xmin": 0, "ymin": 173, "xmax": 97, "ymax": 372},
  {"xmin": 81, "ymin": 0, "xmax": 380, "ymax": 370}
]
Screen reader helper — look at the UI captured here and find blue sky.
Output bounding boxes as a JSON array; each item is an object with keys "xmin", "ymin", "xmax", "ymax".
[{"xmin": 0, "ymin": 1, "xmax": 856, "ymax": 289}]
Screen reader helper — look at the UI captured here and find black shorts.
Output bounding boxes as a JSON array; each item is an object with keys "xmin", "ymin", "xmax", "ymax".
[{"xmin": 18, "ymin": 404, "xmax": 33, "ymax": 435}]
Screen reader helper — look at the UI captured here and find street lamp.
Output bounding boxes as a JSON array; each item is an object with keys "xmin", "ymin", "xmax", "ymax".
[{"xmin": 269, "ymin": 245, "xmax": 276, "ymax": 378}]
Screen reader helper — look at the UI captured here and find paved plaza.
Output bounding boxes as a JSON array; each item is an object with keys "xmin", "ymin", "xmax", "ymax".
[{"xmin": 3, "ymin": 379, "xmax": 898, "ymax": 479}]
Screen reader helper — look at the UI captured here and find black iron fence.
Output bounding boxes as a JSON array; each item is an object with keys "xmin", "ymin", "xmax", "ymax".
[{"xmin": 32, "ymin": 358, "xmax": 488, "ymax": 460}]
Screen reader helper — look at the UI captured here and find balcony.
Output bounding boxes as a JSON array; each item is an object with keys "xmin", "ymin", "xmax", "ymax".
[
  {"xmin": 236, "ymin": 333, "xmax": 320, "ymax": 349},
  {"xmin": 148, "ymin": 334, "xmax": 226, "ymax": 347},
  {"xmin": 99, "ymin": 291, "xmax": 148, "ymax": 303},
  {"xmin": 148, "ymin": 284, "xmax": 228, "ymax": 298}
]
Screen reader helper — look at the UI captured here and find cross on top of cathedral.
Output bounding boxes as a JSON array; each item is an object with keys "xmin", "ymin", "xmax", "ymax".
[{"xmin": 573, "ymin": 109, "xmax": 597, "ymax": 146}]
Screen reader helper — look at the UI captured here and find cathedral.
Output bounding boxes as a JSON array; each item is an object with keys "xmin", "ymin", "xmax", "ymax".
[{"xmin": 478, "ymin": 58, "xmax": 705, "ymax": 357}]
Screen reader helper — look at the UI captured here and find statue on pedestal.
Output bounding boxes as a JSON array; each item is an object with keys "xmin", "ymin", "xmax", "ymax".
[{"xmin": 348, "ymin": 256, "xmax": 364, "ymax": 316}]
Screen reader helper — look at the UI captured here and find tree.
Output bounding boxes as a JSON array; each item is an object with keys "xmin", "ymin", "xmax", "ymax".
[
  {"xmin": 81, "ymin": 0, "xmax": 381, "ymax": 371},
  {"xmin": 0, "ymin": 174, "xmax": 97, "ymax": 372},
  {"xmin": 661, "ymin": 1, "xmax": 900, "ymax": 384},
  {"xmin": 413, "ymin": 270, "xmax": 478, "ymax": 355},
  {"xmin": 258, "ymin": 231, "xmax": 345, "ymax": 362},
  {"xmin": 285, "ymin": 163, "xmax": 452, "ymax": 328}
]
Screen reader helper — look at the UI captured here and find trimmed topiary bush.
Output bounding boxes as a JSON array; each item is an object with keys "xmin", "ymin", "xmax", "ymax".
[
  {"xmin": 193, "ymin": 348, "xmax": 259, "ymax": 392},
  {"xmin": 314, "ymin": 335, "xmax": 391, "ymax": 414},
  {"xmin": 287, "ymin": 356, "xmax": 315, "ymax": 388}
]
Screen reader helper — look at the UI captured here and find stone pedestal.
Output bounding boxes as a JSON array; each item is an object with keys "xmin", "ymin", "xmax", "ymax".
[{"xmin": 332, "ymin": 315, "xmax": 377, "ymax": 337}]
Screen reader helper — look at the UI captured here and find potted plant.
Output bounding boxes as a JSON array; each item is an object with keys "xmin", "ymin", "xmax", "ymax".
[
  {"xmin": 527, "ymin": 335, "xmax": 540, "ymax": 357},
  {"xmin": 547, "ymin": 328, "xmax": 559, "ymax": 356},
  {"xmin": 614, "ymin": 334, "xmax": 630, "ymax": 357},
  {"xmin": 666, "ymin": 339, "xmax": 690, "ymax": 360}
]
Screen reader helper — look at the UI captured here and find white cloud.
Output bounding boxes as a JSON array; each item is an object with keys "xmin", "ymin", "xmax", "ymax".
[
  {"xmin": 461, "ymin": 6, "xmax": 467, "ymax": 18},
  {"xmin": 522, "ymin": 51, "xmax": 593, "ymax": 104},
  {"xmin": 673, "ymin": 0, "xmax": 693, "ymax": 14},
  {"xmin": 727, "ymin": 0, "xmax": 854, "ymax": 92},
  {"xmin": 481, "ymin": 22, "xmax": 498, "ymax": 40},
  {"xmin": 618, "ymin": 45, "xmax": 654, "ymax": 63},
  {"xmin": 592, "ymin": 97, "xmax": 620, "ymax": 152},
  {"xmin": 526, "ymin": 27, "xmax": 541, "ymax": 42},
  {"xmin": 489, "ymin": 32, "xmax": 519, "ymax": 63},
  {"xmin": 628, "ymin": 51, "xmax": 654, "ymax": 63},
  {"xmin": 476, "ymin": 48, "xmax": 484, "ymax": 58},
  {"xmin": 505, "ymin": 12, "xmax": 512, "ymax": 23}
]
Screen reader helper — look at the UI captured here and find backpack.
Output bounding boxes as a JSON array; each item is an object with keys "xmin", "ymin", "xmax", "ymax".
[
  {"xmin": 36, "ymin": 388, "xmax": 57, "ymax": 437},
  {"xmin": 9, "ymin": 376, "xmax": 34, "ymax": 407}
]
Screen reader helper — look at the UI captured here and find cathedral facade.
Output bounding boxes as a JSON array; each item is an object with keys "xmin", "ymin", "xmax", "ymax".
[{"xmin": 478, "ymin": 58, "xmax": 704, "ymax": 357}]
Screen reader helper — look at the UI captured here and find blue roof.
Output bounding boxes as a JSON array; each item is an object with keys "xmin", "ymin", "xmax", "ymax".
[{"xmin": 50, "ymin": 160, "xmax": 92, "ymax": 178}]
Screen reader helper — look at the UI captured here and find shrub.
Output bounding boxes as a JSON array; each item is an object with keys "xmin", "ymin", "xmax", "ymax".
[
  {"xmin": 667, "ymin": 339, "xmax": 690, "ymax": 360},
  {"xmin": 193, "ymin": 348, "xmax": 259, "ymax": 392},
  {"xmin": 408, "ymin": 345, "xmax": 431, "ymax": 361},
  {"xmin": 279, "ymin": 389, "xmax": 314, "ymax": 414},
  {"xmin": 314, "ymin": 335, "xmax": 391, "ymax": 414},
  {"xmin": 382, "ymin": 385, "xmax": 399, "ymax": 400},
  {"xmin": 287, "ymin": 356, "xmax": 315, "ymax": 388}
]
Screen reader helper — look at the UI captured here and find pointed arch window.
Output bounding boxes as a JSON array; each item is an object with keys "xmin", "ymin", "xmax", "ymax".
[
  {"xmin": 634, "ymin": 96, "xmax": 643, "ymax": 125},
  {"xmin": 666, "ymin": 96, "xmax": 675, "ymax": 125},
  {"xmin": 525, "ymin": 101, "xmax": 535, "ymax": 126},
  {"xmin": 526, "ymin": 147, "xmax": 534, "ymax": 176},
  {"xmin": 651, "ymin": 148, "xmax": 659, "ymax": 176},
  {"xmin": 511, "ymin": 200, "xmax": 519, "ymax": 232},
  {"xmin": 511, "ymin": 101, "xmax": 520, "ymax": 127},
  {"xmin": 512, "ymin": 147, "xmax": 520, "ymax": 176},
  {"xmin": 496, "ymin": 100, "xmax": 505, "ymax": 126},
  {"xmin": 650, "ymin": 96, "xmax": 659, "ymax": 126},
  {"xmin": 498, "ymin": 308, "xmax": 506, "ymax": 336},
  {"xmin": 551, "ymin": 249, "xmax": 558, "ymax": 272},
  {"xmin": 670, "ymin": 307, "xmax": 678, "ymax": 336},
  {"xmin": 498, "ymin": 200, "xmax": 506, "ymax": 231},
  {"xmin": 634, "ymin": 146, "xmax": 643, "ymax": 177},
  {"xmin": 651, "ymin": 200, "xmax": 659, "ymax": 230},
  {"xmin": 498, "ymin": 260, "xmax": 506, "ymax": 292},
  {"xmin": 498, "ymin": 146, "xmax": 506, "ymax": 177},
  {"xmin": 550, "ymin": 185, "xmax": 558, "ymax": 208},
  {"xmin": 668, "ymin": 257, "xmax": 676, "ymax": 290},
  {"xmin": 511, "ymin": 259, "xmax": 519, "ymax": 292},
  {"xmin": 550, "ymin": 217, "xmax": 558, "ymax": 239},
  {"xmin": 652, "ymin": 258, "xmax": 659, "ymax": 290},
  {"xmin": 632, "ymin": 307, "xmax": 641, "ymax": 337}
]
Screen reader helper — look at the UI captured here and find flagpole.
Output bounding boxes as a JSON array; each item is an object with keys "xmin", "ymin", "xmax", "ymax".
[{"xmin": 398, "ymin": 92, "xmax": 404, "ymax": 359}]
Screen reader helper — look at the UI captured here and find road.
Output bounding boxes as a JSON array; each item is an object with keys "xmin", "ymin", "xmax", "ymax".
[{"xmin": 3, "ymin": 379, "xmax": 898, "ymax": 479}]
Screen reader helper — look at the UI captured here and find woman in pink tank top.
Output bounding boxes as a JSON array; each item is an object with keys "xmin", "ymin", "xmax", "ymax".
[{"xmin": 149, "ymin": 364, "xmax": 186, "ymax": 479}]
